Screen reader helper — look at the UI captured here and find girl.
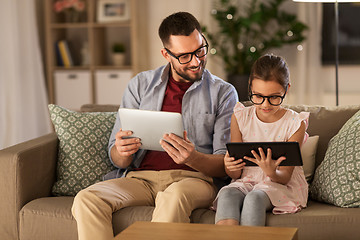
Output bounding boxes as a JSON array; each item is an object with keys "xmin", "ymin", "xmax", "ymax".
[{"xmin": 214, "ymin": 54, "xmax": 309, "ymax": 226}]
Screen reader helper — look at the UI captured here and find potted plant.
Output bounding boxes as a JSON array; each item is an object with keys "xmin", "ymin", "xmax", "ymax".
[
  {"xmin": 112, "ymin": 43, "xmax": 126, "ymax": 66},
  {"xmin": 203, "ymin": 0, "xmax": 308, "ymax": 100},
  {"xmin": 54, "ymin": 0, "xmax": 86, "ymax": 23}
]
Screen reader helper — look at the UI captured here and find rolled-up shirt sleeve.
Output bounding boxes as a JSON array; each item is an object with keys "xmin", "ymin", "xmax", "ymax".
[
  {"xmin": 107, "ymin": 72, "xmax": 144, "ymax": 166},
  {"xmin": 212, "ymin": 85, "xmax": 238, "ymax": 155}
]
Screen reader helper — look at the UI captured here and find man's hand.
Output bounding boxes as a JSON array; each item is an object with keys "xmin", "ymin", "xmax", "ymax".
[
  {"xmin": 160, "ymin": 130, "xmax": 196, "ymax": 165},
  {"xmin": 114, "ymin": 129, "xmax": 141, "ymax": 157},
  {"xmin": 160, "ymin": 130, "xmax": 226, "ymax": 177},
  {"xmin": 111, "ymin": 129, "xmax": 142, "ymax": 169}
]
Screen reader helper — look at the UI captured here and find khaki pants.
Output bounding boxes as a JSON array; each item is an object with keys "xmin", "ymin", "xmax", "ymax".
[{"xmin": 72, "ymin": 170, "xmax": 216, "ymax": 240}]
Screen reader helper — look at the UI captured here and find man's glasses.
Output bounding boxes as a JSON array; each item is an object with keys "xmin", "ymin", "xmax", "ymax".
[
  {"xmin": 165, "ymin": 35, "xmax": 209, "ymax": 64},
  {"xmin": 249, "ymin": 92, "xmax": 287, "ymax": 106}
]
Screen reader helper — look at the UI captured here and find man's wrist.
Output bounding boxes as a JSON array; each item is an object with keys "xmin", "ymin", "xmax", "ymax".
[
  {"xmin": 185, "ymin": 149, "xmax": 200, "ymax": 167},
  {"xmin": 111, "ymin": 145, "xmax": 133, "ymax": 168}
]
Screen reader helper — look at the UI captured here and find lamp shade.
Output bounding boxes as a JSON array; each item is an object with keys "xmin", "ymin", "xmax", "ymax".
[{"xmin": 293, "ymin": 0, "xmax": 360, "ymax": 3}]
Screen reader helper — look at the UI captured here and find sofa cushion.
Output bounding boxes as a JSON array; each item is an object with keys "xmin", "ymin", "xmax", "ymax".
[
  {"xmin": 19, "ymin": 197, "xmax": 216, "ymax": 240},
  {"xmin": 19, "ymin": 197, "xmax": 77, "ymax": 240},
  {"xmin": 266, "ymin": 200, "xmax": 360, "ymax": 240},
  {"xmin": 20, "ymin": 197, "xmax": 360, "ymax": 240},
  {"xmin": 310, "ymin": 109, "xmax": 360, "ymax": 207},
  {"xmin": 301, "ymin": 135, "xmax": 319, "ymax": 182},
  {"xmin": 48, "ymin": 104, "xmax": 116, "ymax": 196}
]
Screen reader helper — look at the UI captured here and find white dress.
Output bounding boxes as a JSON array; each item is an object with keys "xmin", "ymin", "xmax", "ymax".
[{"xmin": 216, "ymin": 102, "xmax": 309, "ymax": 214}]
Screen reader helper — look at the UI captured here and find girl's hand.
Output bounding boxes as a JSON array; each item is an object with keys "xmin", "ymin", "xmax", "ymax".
[
  {"xmin": 224, "ymin": 151, "xmax": 245, "ymax": 179},
  {"xmin": 244, "ymin": 148, "xmax": 286, "ymax": 178}
]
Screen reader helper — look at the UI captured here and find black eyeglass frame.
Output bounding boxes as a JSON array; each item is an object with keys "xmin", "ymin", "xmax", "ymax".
[
  {"xmin": 249, "ymin": 90, "xmax": 288, "ymax": 106},
  {"xmin": 164, "ymin": 35, "xmax": 209, "ymax": 64}
]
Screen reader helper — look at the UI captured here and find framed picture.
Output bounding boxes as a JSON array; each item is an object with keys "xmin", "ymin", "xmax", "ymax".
[{"xmin": 97, "ymin": 0, "xmax": 130, "ymax": 23}]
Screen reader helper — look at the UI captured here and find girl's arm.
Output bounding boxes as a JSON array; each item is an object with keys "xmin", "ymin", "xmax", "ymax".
[
  {"xmin": 270, "ymin": 120, "xmax": 306, "ymax": 184},
  {"xmin": 245, "ymin": 121, "xmax": 306, "ymax": 185},
  {"xmin": 230, "ymin": 114, "xmax": 242, "ymax": 142},
  {"xmin": 224, "ymin": 114, "xmax": 245, "ymax": 179}
]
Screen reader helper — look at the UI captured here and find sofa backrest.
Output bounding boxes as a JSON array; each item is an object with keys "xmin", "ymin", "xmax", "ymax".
[
  {"xmin": 81, "ymin": 103, "xmax": 360, "ymax": 169},
  {"xmin": 81, "ymin": 104, "xmax": 119, "ymax": 113}
]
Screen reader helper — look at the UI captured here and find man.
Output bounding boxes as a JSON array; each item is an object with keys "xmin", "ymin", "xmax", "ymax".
[{"xmin": 72, "ymin": 12, "xmax": 238, "ymax": 240}]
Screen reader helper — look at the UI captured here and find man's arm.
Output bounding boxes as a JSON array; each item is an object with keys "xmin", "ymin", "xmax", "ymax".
[
  {"xmin": 160, "ymin": 132, "xmax": 226, "ymax": 177},
  {"xmin": 110, "ymin": 129, "xmax": 141, "ymax": 168},
  {"xmin": 160, "ymin": 83, "xmax": 238, "ymax": 177},
  {"xmin": 107, "ymin": 73, "xmax": 143, "ymax": 168},
  {"xmin": 187, "ymin": 152, "xmax": 225, "ymax": 177}
]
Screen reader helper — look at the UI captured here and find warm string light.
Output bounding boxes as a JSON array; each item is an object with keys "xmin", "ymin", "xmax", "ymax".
[{"xmin": 209, "ymin": 9, "xmax": 303, "ymax": 54}]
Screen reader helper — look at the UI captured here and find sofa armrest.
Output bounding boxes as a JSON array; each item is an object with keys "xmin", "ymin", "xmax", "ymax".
[{"xmin": 0, "ymin": 133, "xmax": 58, "ymax": 240}]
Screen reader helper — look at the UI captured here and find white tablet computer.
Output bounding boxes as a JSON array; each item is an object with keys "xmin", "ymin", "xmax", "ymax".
[
  {"xmin": 118, "ymin": 108, "xmax": 184, "ymax": 151},
  {"xmin": 226, "ymin": 142, "xmax": 303, "ymax": 166}
]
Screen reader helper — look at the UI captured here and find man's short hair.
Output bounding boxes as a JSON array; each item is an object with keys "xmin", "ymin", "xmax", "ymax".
[{"xmin": 158, "ymin": 12, "xmax": 201, "ymax": 47}]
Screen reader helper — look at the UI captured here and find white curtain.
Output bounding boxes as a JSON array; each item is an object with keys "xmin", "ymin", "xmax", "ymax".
[
  {"xmin": 0, "ymin": 0, "xmax": 51, "ymax": 149},
  {"xmin": 286, "ymin": 2, "xmax": 324, "ymax": 105}
]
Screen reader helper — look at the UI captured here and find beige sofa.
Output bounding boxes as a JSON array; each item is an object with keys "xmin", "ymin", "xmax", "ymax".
[{"xmin": 1, "ymin": 103, "xmax": 360, "ymax": 240}]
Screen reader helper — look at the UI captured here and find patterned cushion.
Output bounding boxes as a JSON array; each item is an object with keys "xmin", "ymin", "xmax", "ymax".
[
  {"xmin": 310, "ymin": 110, "xmax": 360, "ymax": 207},
  {"xmin": 48, "ymin": 104, "xmax": 116, "ymax": 196}
]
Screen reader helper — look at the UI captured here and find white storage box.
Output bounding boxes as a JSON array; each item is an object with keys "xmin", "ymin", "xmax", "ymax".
[
  {"xmin": 54, "ymin": 70, "xmax": 91, "ymax": 110},
  {"xmin": 95, "ymin": 70, "xmax": 132, "ymax": 105}
]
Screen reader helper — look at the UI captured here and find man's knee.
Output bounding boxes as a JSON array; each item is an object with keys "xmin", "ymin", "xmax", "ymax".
[
  {"xmin": 168, "ymin": 179, "xmax": 214, "ymax": 202},
  {"xmin": 72, "ymin": 189, "xmax": 92, "ymax": 211},
  {"xmin": 72, "ymin": 189, "xmax": 103, "ymax": 216},
  {"xmin": 162, "ymin": 183, "xmax": 189, "ymax": 203}
]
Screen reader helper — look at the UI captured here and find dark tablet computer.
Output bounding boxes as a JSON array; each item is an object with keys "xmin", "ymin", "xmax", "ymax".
[{"xmin": 226, "ymin": 142, "xmax": 303, "ymax": 166}]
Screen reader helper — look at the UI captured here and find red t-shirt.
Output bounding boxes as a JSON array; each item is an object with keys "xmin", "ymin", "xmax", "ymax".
[{"xmin": 135, "ymin": 75, "xmax": 195, "ymax": 171}]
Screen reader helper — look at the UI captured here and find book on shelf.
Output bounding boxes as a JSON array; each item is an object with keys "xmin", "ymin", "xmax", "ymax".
[
  {"xmin": 56, "ymin": 40, "xmax": 74, "ymax": 67},
  {"xmin": 55, "ymin": 42, "xmax": 63, "ymax": 66}
]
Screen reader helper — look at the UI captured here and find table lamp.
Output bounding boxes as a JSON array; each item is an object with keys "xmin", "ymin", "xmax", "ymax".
[{"xmin": 293, "ymin": 0, "xmax": 359, "ymax": 106}]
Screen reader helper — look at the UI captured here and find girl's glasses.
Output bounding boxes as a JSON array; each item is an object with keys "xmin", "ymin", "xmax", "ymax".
[{"xmin": 249, "ymin": 92, "xmax": 287, "ymax": 106}]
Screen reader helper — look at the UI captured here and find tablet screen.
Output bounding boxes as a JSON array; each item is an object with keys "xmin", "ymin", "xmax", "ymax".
[{"xmin": 226, "ymin": 142, "xmax": 303, "ymax": 166}]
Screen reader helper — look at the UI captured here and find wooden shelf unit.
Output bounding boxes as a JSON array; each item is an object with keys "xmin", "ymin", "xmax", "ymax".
[{"xmin": 44, "ymin": 0, "xmax": 139, "ymax": 107}]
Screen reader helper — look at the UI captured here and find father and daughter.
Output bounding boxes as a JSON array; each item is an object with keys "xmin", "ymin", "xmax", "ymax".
[{"xmin": 72, "ymin": 12, "xmax": 309, "ymax": 240}]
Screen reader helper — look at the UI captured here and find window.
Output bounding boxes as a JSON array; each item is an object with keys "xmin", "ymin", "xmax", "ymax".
[{"xmin": 322, "ymin": 3, "xmax": 360, "ymax": 65}]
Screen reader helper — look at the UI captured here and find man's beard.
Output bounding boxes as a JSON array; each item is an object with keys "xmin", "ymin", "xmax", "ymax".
[{"xmin": 172, "ymin": 59, "xmax": 207, "ymax": 82}]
